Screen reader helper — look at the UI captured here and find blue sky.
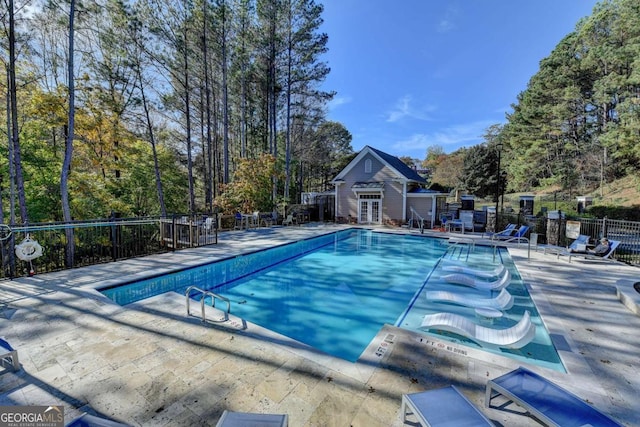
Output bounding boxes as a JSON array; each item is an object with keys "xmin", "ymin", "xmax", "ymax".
[{"xmin": 320, "ymin": 1, "xmax": 600, "ymax": 159}]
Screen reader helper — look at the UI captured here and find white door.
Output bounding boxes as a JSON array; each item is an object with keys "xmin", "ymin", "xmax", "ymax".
[{"xmin": 358, "ymin": 197, "xmax": 381, "ymax": 224}]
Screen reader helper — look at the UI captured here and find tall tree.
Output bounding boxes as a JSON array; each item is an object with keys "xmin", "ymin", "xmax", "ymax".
[
  {"xmin": 281, "ymin": 0, "xmax": 330, "ymax": 200},
  {"xmin": 6, "ymin": 0, "xmax": 28, "ymax": 223},
  {"xmin": 126, "ymin": 7, "xmax": 168, "ymax": 215},
  {"xmin": 61, "ymin": 0, "xmax": 76, "ymax": 266}
]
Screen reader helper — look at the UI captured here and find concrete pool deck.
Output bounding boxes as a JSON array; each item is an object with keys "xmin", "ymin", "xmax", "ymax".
[{"xmin": 0, "ymin": 224, "xmax": 638, "ymax": 426}]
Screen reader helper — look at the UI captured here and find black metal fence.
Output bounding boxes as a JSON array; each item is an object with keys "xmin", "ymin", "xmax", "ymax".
[
  {"xmin": 498, "ymin": 212, "xmax": 640, "ymax": 266},
  {"xmin": 1, "ymin": 214, "xmax": 218, "ymax": 280}
]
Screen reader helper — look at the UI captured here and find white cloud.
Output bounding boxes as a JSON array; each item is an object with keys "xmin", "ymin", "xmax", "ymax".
[
  {"xmin": 437, "ymin": 5, "xmax": 459, "ymax": 33},
  {"xmin": 385, "ymin": 95, "xmax": 436, "ymax": 123},
  {"xmin": 391, "ymin": 120, "xmax": 497, "ymax": 153},
  {"xmin": 328, "ymin": 96, "xmax": 352, "ymax": 110},
  {"xmin": 437, "ymin": 19, "xmax": 456, "ymax": 33}
]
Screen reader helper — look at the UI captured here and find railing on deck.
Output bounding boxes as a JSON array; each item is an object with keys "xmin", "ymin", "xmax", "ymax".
[
  {"xmin": 496, "ymin": 212, "xmax": 640, "ymax": 266},
  {"xmin": 557, "ymin": 217, "xmax": 640, "ymax": 266},
  {"xmin": 1, "ymin": 214, "xmax": 218, "ymax": 280}
]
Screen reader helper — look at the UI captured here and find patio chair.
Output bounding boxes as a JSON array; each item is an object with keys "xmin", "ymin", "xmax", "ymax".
[
  {"xmin": 282, "ymin": 214, "xmax": 296, "ymax": 226},
  {"xmin": 215, "ymin": 410, "xmax": 288, "ymax": 427},
  {"xmin": 260, "ymin": 212, "xmax": 276, "ymax": 227},
  {"xmin": 543, "ymin": 234, "xmax": 590, "ymax": 258},
  {"xmin": 426, "ymin": 288, "xmax": 515, "ymax": 311},
  {"xmin": 234, "ymin": 213, "xmax": 243, "ymax": 230},
  {"xmin": 497, "ymin": 225, "xmax": 530, "ymax": 244},
  {"xmin": 0, "ymin": 337, "xmax": 19, "ymax": 371},
  {"xmin": 567, "ymin": 239, "xmax": 620, "ymax": 263},
  {"xmin": 441, "ymin": 262, "xmax": 506, "ymax": 279},
  {"xmin": 66, "ymin": 413, "xmax": 130, "ymax": 427},
  {"xmin": 485, "ymin": 366, "xmax": 623, "ymax": 427},
  {"xmin": 442, "ymin": 269, "xmax": 511, "ymax": 291},
  {"xmin": 438, "ymin": 214, "xmax": 448, "ymax": 232},
  {"xmin": 202, "ymin": 217, "xmax": 214, "ymax": 232},
  {"xmin": 421, "ymin": 310, "xmax": 535, "ymax": 349},
  {"xmin": 402, "ymin": 385, "xmax": 495, "ymax": 426},
  {"xmin": 484, "ymin": 223, "xmax": 515, "ymax": 239},
  {"xmin": 249, "ymin": 211, "xmax": 260, "ymax": 228}
]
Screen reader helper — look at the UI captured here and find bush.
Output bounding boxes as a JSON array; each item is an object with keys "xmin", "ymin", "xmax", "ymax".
[{"xmin": 587, "ymin": 205, "xmax": 640, "ymax": 221}]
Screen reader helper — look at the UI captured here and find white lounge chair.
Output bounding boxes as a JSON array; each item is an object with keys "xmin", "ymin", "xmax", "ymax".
[
  {"xmin": 202, "ymin": 217, "xmax": 214, "ymax": 232},
  {"xmin": 486, "ymin": 366, "xmax": 623, "ymax": 426},
  {"xmin": 442, "ymin": 262, "xmax": 506, "ymax": 279},
  {"xmin": 402, "ymin": 385, "xmax": 495, "ymax": 426},
  {"xmin": 567, "ymin": 239, "xmax": 620, "ymax": 263},
  {"xmin": 420, "ymin": 310, "xmax": 535, "ymax": 349},
  {"xmin": 442, "ymin": 269, "xmax": 511, "ymax": 291},
  {"xmin": 282, "ymin": 214, "xmax": 296, "ymax": 226},
  {"xmin": 215, "ymin": 410, "xmax": 288, "ymax": 427},
  {"xmin": 426, "ymin": 288, "xmax": 515, "ymax": 311}
]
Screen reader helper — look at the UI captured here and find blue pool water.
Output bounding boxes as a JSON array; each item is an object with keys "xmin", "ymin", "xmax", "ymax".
[{"xmin": 101, "ymin": 229, "xmax": 563, "ymax": 370}]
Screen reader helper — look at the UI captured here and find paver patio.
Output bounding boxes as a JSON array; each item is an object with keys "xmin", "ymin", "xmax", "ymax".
[{"xmin": 0, "ymin": 224, "xmax": 638, "ymax": 426}]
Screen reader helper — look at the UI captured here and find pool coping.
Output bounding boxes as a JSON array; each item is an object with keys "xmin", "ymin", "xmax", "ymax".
[{"xmin": 1, "ymin": 224, "xmax": 638, "ymax": 426}]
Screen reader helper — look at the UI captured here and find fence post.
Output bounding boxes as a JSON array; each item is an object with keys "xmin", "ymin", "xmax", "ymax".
[
  {"xmin": 602, "ymin": 216, "xmax": 608, "ymax": 238},
  {"xmin": 172, "ymin": 215, "xmax": 177, "ymax": 250},
  {"xmin": 110, "ymin": 212, "xmax": 117, "ymax": 262}
]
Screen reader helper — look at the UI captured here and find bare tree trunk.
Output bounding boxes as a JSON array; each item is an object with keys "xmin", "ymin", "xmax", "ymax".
[
  {"xmin": 3, "ymin": 67, "xmax": 15, "ymax": 278},
  {"xmin": 220, "ymin": 0, "xmax": 230, "ymax": 184},
  {"xmin": 183, "ymin": 24, "xmax": 196, "ymax": 214},
  {"xmin": 135, "ymin": 61, "xmax": 167, "ymax": 216},
  {"xmin": 8, "ymin": 0, "xmax": 27, "ymax": 224},
  {"xmin": 283, "ymin": 3, "xmax": 292, "ymax": 201},
  {"xmin": 202, "ymin": 0, "xmax": 213, "ymax": 211},
  {"xmin": 61, "ymin": 0, "xmax": 76, "ymax": 267},
  {"xmin": 268, "ymin": 2, "xmax": 278, "ymax": 202},
  {"xmin": 4, "ymin": 67, "xmax": 15, "ymax": 227}
]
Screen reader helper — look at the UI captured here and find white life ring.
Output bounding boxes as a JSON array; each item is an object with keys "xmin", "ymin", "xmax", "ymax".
[{"xmin": 15, "ymin": 238, "xmax": 43, "ymax": 261}]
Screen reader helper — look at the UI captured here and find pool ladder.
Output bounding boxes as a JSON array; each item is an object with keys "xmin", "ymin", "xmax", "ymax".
[
  {"xmin": 185, "ymin": 286, "xmax": 231, "ymax": 322},
  {"xmin": 445, "ymin": 238, "xmax": 474, "ymax": 261}
]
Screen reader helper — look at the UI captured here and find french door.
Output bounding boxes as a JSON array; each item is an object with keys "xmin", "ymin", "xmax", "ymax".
[{"xmin": 358, "ymin": 195, "xmax": 381, "ymax": 224}]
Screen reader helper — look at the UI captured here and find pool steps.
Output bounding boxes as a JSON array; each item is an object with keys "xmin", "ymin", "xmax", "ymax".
[{"xmin": 185, "ymin": 285, "xmax": 231, "ymax": 322}]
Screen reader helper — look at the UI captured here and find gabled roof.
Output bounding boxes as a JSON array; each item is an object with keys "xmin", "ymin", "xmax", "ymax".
[{"xmin": 332, "ymin": 145, "xmax": 427, "ymax": 184}]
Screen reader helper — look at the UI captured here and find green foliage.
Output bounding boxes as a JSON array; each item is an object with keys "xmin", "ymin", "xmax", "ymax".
[
  {"xmin": 429, "ymin": 149, "xmax": 465, "ymax": 191},
  {"xmin": 214, "ymin": 153, "xmax": 279, "ymax": 214},
  {"xmin": 498, "ymin": 0, "xmax": 640, "ymax": 194},
  {"xmin": 587, "ymin": 205, "xmax": 640, "ymax": 221},
  {"xmin": 2, "ymin": 0, "xmax": 341, "ymax": 224},
  {"xmin": 460, "ymin": 144, "xmax": 500, "ymax": 199}
]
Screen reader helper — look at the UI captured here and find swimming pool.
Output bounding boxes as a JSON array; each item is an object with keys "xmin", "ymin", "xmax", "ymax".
[
  {"xmin": 102, "ymin": 229, "xmax": 446, "ymax": 361},
  {"xmin": 101, "ymin": 229, "xmax": 562, "ymax": 369}
]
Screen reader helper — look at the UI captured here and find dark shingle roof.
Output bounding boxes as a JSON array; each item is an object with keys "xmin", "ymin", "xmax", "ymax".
[{"xmin": 367, "ymin": 146, "xmax": 426, "ymax": 183}]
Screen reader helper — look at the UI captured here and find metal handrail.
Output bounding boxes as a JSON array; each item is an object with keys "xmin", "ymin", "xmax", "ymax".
[
  {"xmin": 185, "ymin": 285, "xmax": 231, "ymax": 322},
  {"xmin": 409, "ymin": 206, "xmax": 425, "ymax": 234}
]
